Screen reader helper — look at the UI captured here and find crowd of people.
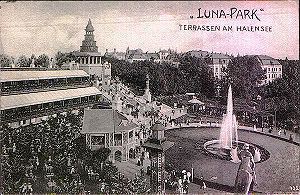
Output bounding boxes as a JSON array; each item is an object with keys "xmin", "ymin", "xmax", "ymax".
[{"xmin": 0, "ymin": 111, "xmax": 149, "ymax": 194}]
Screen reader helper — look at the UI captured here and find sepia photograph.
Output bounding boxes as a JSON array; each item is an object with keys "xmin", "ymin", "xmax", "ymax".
[{"xmin": 0, "ymin": 1, "xmax": 299, "ymax": 194}]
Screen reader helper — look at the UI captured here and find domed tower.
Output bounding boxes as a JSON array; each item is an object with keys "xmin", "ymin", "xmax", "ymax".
[{"xmin": 80, "ymin": 19, "xmax": 98, "ymax": 52}]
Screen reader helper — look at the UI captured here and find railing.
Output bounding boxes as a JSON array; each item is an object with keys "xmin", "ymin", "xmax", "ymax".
[
  {"xmin": 1, "ymin": 100, "xmax": 98, "ymax": 123},
  {"xmin": 1, "ymin": 83, "xmax": 91, "ymax": 96}
]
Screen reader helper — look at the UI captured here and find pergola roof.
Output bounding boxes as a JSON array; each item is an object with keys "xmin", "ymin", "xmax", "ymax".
[
  {"xmin": 81, "ymin": 109, "xmax": 138, "ymax": 134},
  {"xmin": 0, "ymin": 87, "xmax": 100, "ymax": 110},
  {"xmin": 188, "ymin": 98, "xmax": 205, "ymax": 104},
  {"xmin": 0, "ymin": 70, "xmax": 89, "ymax": 82}
]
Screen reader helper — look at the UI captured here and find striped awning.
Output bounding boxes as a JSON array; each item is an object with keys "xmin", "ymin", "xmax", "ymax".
[
  {"xmin": 0, "ymin": 87, "xmax": 100, "ymax": 110},
  {"xmin": 0, "ymin": 70, "xmax": 89, "ymax": 82}
]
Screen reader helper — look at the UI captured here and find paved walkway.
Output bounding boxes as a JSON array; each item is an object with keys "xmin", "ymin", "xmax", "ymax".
[{"xmin": 114, "ymin": 158, "xmax": 151, "ymax": 180}]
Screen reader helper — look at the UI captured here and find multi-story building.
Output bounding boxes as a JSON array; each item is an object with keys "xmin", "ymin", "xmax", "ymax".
[
  {"xmin": 104, "ymin": 48, "xmax": 126, "ymax": 60},
  {"xmin": 124, "ymin": 47, "xmax": 175, "ymax": 64},
  {"xmin": 72, "ymin": 19, "xmax": 111, "ymax": 85},
  {"xmin": 81, "ymin": 108, "xmax": 139, "ymax": 162},
  {"xmin": 186, "ymin": 50, "xmax": 232, "ymax": 79},
  {"xmin": 0, "ymin": 69, "xmax": 102, "ymax": 128},
  {"xmin": 208, "ymin": 52, "xmax": 232, "ymax": 79},
  {"xmin": 256, "ymin": 55, "xmax": 282, "ymax": 84}
]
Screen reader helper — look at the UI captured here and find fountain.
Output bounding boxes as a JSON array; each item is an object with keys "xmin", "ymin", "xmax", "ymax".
[
  {"xmin": 219, "ymin": 85, "xmax": 238, "ymax": 149},
  {"xmin": 203, "ymin": 85, "xmax": 263, "ymax": 163}
]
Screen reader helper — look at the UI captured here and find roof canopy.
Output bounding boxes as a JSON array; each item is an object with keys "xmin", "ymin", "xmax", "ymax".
[
  {"xmin": 0, "ymin": 70, "xmax": 89, "ymax": 82},
  {"xmin": 1, "ymin": 87, "xmax": 100, "ymax": 110},
  {"xmin": 81, "ymin": 109, "xmax": 138, "ymax": 134},
  {"xmin": 188, "ymin": 98, "xmax": 204, "ymax": 104}
]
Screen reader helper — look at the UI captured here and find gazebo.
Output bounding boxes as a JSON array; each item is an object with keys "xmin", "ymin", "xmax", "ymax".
[{"xmin": 187, "ymin": 96, "xmax": 205, "ymax": 113}]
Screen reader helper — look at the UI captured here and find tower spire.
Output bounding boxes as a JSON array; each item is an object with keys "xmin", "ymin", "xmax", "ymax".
[{"xmin": 80, "ymin": 19, "xmax": 98, "ymax": 52}]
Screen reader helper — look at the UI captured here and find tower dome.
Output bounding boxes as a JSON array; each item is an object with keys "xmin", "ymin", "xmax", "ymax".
[{"xmin": 85, "ymin": 18, "xmax": 94, "ymax": 32}]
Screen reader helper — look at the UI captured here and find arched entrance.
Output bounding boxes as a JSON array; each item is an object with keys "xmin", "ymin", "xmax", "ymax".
[
  {"xmin": 115, "ymin": 150, "xmax": 122, "ymax": 162},
  {"xmin": 129, "ymin": 148, "xmax": 134, "ymax": 159}
]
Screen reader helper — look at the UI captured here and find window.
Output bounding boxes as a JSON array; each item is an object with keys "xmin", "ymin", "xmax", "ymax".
[
  {"xmin": 268, "ymin": 68, "xmax": 270, "ymax": 72},
  {"xmin": 91, "ymin": 135, "xmax": 105, "ymax": 146}
]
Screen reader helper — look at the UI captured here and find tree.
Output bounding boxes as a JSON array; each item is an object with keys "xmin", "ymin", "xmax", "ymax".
[
  {"xmin": 92, "ymin": 148, "xmax": 111, "ymax": 163},
  {"xmin": 35, "ymin": 54, "xmax": 50, "ymax": 67},
  {"xmin": 55, "ymin": 51, "xmax": 77, "ymax": 68},
  {"xmin": 17, "ymin": 55, "xmax": 30, "ymax": 67},
  {"xmin": 0, "ymin": 54, "xmax": 12, "ymax": 67},
  {"xmin": 223, "ymin": 56, "xmax": 265, "ymax": 101},
  {"xmin": 106, "ymin": 54, "xmax": 215, "ymax": 98},
  {"xmin": 262, "ymin": 59, "xmax": 300, "ymax": 128}
]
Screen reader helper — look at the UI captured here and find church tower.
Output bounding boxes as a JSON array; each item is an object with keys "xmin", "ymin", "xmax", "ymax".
[
  {"xmin": 80, "ymin": 19, "xmax": 98, "ymax": 52},
  {"xmin": 144, "ymin": 74, "xmax": 152, "ymax": 103}
]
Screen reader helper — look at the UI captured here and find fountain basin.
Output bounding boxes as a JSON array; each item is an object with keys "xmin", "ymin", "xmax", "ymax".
[{"xmin": 203, "ymin": 140, "xmax": 270, "ymax": 163}]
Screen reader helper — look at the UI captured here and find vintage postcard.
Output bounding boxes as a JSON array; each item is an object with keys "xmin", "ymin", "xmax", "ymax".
[{"xmin": 0, "ymin": 1, "xmax": 299, "ymax": 194}]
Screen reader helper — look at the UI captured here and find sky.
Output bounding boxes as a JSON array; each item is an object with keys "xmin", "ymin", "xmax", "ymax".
[{"xmin": 0, "ymin": 1, "xmax": 299, "ymax": 60}]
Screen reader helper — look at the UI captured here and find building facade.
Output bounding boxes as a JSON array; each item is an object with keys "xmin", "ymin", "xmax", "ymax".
[
  {"xmin": 256, "ymin": 55, "xmax": 282, "ymax": 84},
  {"xmin": 124, "ymin": 47, "xmax": 176, "ymax": 64},
  {"xmin": 208, "ymin": 52, "xmax": 231, "ymax": 79},
  {"xmin": 104, "ymin": 48, "xmax": 126, "ymax": 60},
  {"xmin": 0, "ymin": 70, "xmax": 102, "ymax": 128},
  {"xmin": 186, "ymin": 50, "xmax": 232, "ymax": 79},
  {"xmin": 81, "ymin": 108, "xmax": 140, "ymax": 162}
]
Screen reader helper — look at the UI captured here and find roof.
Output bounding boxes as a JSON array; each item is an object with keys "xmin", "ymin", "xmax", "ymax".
[
  {"xmin": 81, "ymin": 109, "xmax": 138, "ymax": 134},
  {"xmin": 0, "ymin": 87, "xmax": 100, "ymax": 110},
  {"xmin": 188, "ymin": 98, "xmax": 205, "ymax": 104},
  {"xmin": 151, "ymin": 122, "xmax": 165, "ymax": 131},
  {"xmin": 187, "ymin": 50, "xmax": 210, "ymax": 58},
  {"xmin": 210, "ymin": 52, "xmax": 231, "ymax": 59},
  {"xmin": 129, "ymin": 53, "xmax": 160, "ymax": 60},
  {"xmin": 85, "ymin": 19, "xmax": 94, "ymax": 32},
  {"xmin": 0, "ymin": 70, "xmax": 89, "ymax": 82},
  {"xmin": 256, "ymin": 55, "xmax": 281, "ymax": 66},
  {"xmin": 72, "ymin": 51, "xmax": 102, "ymax": 57}
]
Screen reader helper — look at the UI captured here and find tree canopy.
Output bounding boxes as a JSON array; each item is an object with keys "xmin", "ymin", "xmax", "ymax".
[
  {"xmin": 0, "ymin": 54, "xmax": 13, "ymax": 67},
  {"xmin": 106, "ymin": 54, "xmax": 215, "ymax": 98}
]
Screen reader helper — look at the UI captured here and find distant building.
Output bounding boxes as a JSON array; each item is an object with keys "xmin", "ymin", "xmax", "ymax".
[
  {"xmin": 186, "ymin": 50, "xmax": 210, "ymax": 58},
  {"xmin": 72, "ymin": 19, "xmax": 111, "ymax": 85},
  {"xmin": 256, "ymin": 55, "xmax": 282, "ymax": 84},
  {"xmin": 0, "ymin": 70, "xmax": 102, "ymax": 128},
  {"xmin": 81, "ymin": 108, "xmax": 139, "ymax": 162},
  {"xmin": 186, "ymin": 50, "xmax": 232, "ymax": 79},
  {"xmin": 104, "ymin": 48, "xmax": 126, "ymax": 60},
  {"xmin": 125, "ymin": 47, "xmax": 176, "ymax": 64},
  {"xmin": 208, "ymin": 52, "xmax": 232, "ymax": 79}
]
